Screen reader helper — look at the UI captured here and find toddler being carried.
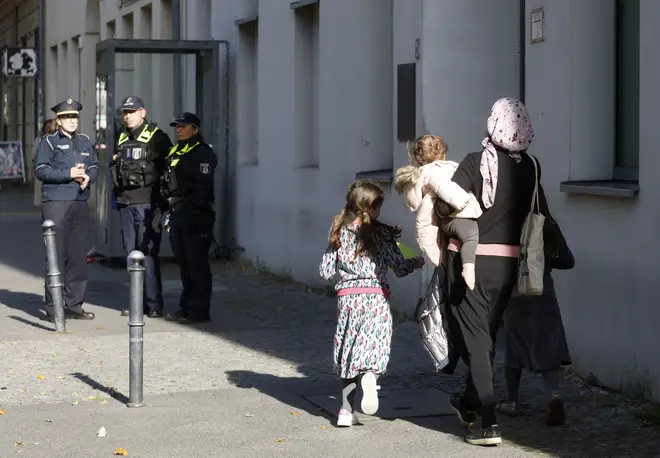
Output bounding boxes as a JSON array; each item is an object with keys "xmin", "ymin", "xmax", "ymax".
[{"xmin": 394, "ymin": 134, "xmax": 482, "ymax": 289}]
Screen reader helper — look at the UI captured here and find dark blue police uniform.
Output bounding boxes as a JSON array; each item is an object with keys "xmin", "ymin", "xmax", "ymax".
[
  {"xmin": 110, "ymin": 96, "xmax": 173, "ymax": 317},
  {"xmin": 161, "ymin": 112, "xmax": 217, "ymax": 324},
  {"xmin": 34, "ymin": 99, "xmax": 99, "ymax": 321}
]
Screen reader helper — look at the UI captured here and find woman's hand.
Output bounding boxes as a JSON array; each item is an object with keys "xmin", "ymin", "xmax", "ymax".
[{"xmin": 413, "ymin": 257, "xmax": 425, "ymax": 269}]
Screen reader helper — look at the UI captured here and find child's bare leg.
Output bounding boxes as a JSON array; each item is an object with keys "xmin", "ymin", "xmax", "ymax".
[{"xmin": 441, "ymin": 218, "xmax": 479, "ymax": 289}]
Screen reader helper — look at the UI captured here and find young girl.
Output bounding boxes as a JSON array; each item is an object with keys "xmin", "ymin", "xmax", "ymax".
[
  {"xmin": 319, "ymin": 180, "xmax": 424, "ymax": 427},
  {"xmin": 394, "ymin": 134, "xmax": 482, "ymax": 289}
]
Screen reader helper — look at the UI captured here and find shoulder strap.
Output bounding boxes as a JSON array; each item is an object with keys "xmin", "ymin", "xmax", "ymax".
[{"xmin": 529, "ymin": 155, "xmax": 540, "ymax": 214}]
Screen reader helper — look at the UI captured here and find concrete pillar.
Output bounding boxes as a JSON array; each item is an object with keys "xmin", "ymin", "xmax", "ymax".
[
  {"xmin": 421, "ymin": 0, "xmax": 521, "ymax": 161},
  {"xmin": 151, "ymin": 0, "xmax": 174, "ymax": 137},
  {"xmin": 317, "ymin": 0, "xmax": 394, "ymax": 176},
  {"xmin": 135, "ymin": 5, "xmax": 154, "ymax": 116}
]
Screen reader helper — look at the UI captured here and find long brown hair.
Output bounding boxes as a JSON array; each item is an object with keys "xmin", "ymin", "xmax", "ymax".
[{"xmin": 328, "ymin": 180, "xmax": 401, "ymax": 257}]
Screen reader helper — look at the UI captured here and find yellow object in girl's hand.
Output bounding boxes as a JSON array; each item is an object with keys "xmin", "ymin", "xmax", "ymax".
[{"xmin": 396, "ymin": 242, "xmax": 419, "ymax": 259}]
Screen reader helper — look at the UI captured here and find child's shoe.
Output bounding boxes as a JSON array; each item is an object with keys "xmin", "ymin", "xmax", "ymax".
[
  {"xmin": 360, "ymin": 371, "xmax": 380, "ymax": 415},
  {"xmin": 462, "ymin": 263, "xmax": 476, "ymax": 290},
  {"xmin": 336, "ymin": 408, "xmax": 359, "ymax": 427}
]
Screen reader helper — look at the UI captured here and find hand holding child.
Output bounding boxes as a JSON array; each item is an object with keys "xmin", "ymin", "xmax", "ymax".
[{"xmin": 412, "ymin": 257, "xmax": 425, "ymax": 269}]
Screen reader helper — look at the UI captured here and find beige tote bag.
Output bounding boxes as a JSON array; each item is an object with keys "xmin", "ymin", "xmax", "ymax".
[{"xmin": 515, "ymin": 155, "xmax": 545, "ymax": 296}]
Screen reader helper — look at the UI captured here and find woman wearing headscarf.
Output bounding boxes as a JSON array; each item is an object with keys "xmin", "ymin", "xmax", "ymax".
[{"xmin": 434, "ymin": 97, "xmax": 538, "ymax": 446}]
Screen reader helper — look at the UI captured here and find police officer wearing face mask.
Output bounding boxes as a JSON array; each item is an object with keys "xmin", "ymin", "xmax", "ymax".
[
  {"xmin": 110, "ymin": 96, "xmax": 173, "ymax": 318},
  {"xmin": 34, "ymin": 99, "xmax": 99, "ymax": 322},
  {"xmin": 162, "ymin": 112, "xmax": 217, "ymax": 324}
]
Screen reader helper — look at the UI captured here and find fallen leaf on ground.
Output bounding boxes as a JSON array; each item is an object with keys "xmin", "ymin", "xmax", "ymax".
[
  {"xmin": 276, "ymin": 438, "xmax": 285, "ymax": 443},
  {"xmin": 45, "ymin": 419, "xmax": 53, "ymax": 423},
  {"xmin": 97, "ymin": 427, "xmax": 106, "ymax": 438},
  {"xmin": 98, "ymin": 362, "xmax": 102, "ymax": 366},
  {"xmin": 51, "ymin": 354, "xmax": 57, "ymax": 357},
  {"xmin": 96, "ymin": 326, "xmax": 103, "ymax": 330},
  {"xmin": 71, "ymin": 400, "xmax": 79, "ymax": 405},
  {"xmin": 320, "ymin": 425, "xmax": 327, "ymax": 429},
  {"xmin": 244, "ymin": 413, "xmax": 255, "ymax": 417},
  {"xmin": 290, "ymin": 411, "xmax": 301, "ymax": 416},
  {"xmin": 37, "ymin": 375, "xmax": 45, "ymax": 380},
  {"xmin": 14, "ymin": 441, "xmax": 22, "ymax": 446},
  {"xmin": 114, "ymin": 448, "xmax": 128, "ymax": 456},
  {"xmin": 72, "ymin": 392, "xmax": 78, "ymax": 396},
  {"xmin": 40, "ymin": 392, "xmax": 47, "ymax": 395},
  {"xmin": 99, "ymin": 400, "xmax": 108, "ymax": 405},
  {"xmin": 58, "ymin": 376, "xmax": 65, "ymax": 380},
  {"xmin": 0, "ymin": 410, "xmax": 5, "ymax": 415}
]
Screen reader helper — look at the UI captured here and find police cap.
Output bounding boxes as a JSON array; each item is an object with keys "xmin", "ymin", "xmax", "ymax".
[
  {"xmin": 169, "ymin": 112, "xmax": 200, "ymax": 129},
  {"xmin": 51, "ymin": 99, "xmax": 82, "ymax": 117},
  {"xmin": 120, "ymin": 96, "xmax": 145, "ymax": 111}
]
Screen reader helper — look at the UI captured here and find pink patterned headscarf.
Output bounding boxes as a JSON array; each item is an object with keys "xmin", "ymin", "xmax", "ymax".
[{"xmin": 479, "ymin": 97, "xmax": 535, "ymax": 208}]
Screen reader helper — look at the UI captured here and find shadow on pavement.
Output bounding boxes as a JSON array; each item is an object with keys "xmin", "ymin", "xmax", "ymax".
[
  {"xmin": 0, "ymin": 289, "xmax": 48, "ymax": 322},
  {"xmin": 226, "ymin": 369, "xmax": 337, "ymax": 424},
  {"xmin": 71, "ymin": 372, "xmax": 130, "ymax": 404},
  {"xmin": 7, "ymin": 314, "xmax": 54, "ymax": 332}
]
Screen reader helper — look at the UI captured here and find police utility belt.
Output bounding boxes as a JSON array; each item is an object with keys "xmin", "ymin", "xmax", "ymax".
[{"xmin": 115, "ymin": 125, "xmax": 159, "ymax": 189}]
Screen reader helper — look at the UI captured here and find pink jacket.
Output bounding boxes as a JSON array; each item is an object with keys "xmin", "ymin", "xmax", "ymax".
[{"xmin": 394, "ymin": 161, "xmax": 483, "ymax": 266}]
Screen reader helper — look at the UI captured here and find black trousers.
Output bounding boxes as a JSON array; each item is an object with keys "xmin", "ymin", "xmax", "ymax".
[
  {"xmin": 169, "ymin": 210, "xmax": 214, "ymax": 319},
  {"xmin": 119, "ymin": 203, "xmax": 163, "ymax": 312},
  {"xmin": 445, "ymin": 249, "xmax": 518, "ymax": 428},
  {"xmin": 42, "ymin": 200, "xmax": 90, "ymax": 310}
]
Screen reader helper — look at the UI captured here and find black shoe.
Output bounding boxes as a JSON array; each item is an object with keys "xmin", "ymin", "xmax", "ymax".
[
  {"xmin": 546, "ymin": 395, "xmax": 565, "ymax": 426},
  {"xmin": 165, "ymin": 309, "xmax": 187, "ymax": 322},
  {"xmin": 449, "ymin": 395, "xmax": 477, "ymax": 427},
  {"xmin": 148, "ymin": 309, "xmax": 163, "ymax": 318},
  {"xmin": 65, "ymin": 306, "xmax": 95, "ymax": 320},
  {"xmin": 176, "ymin": 315, "xmax": 211, "ymax": 325},
  {"xmin": 465, "ymin": 425, "xmax": 502, "ymax": 446}
]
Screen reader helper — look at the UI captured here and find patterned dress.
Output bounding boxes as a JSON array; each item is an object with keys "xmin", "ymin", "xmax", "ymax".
[{"xmin": 319, "ymin": 223, "xmax": 418, "ymax": 379}]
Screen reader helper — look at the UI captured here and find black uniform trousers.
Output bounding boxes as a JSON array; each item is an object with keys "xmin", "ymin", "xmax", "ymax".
[
  {"xmin": 119, "ymin": 203, "xmax": 163, "ymax": 312},
  {"xmin": 169, "ymin": 210, "xmax": 214, "ymax": 319},
  {"xmin": 444, "ymin": 249, "xmax": 518, "ymax": 428},
  {"xmin": 42, "ymin": 201, "xmax": 90, "ymax": 310}
]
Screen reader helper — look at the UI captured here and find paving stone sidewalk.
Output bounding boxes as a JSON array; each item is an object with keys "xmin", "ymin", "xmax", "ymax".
[
  {"xmin": 1, "ymin": 190, "xmax": 659, "ymax": 456},
  {"xmin": 1, "ymin": 262, "xmax": 659, "ymax": 457}
]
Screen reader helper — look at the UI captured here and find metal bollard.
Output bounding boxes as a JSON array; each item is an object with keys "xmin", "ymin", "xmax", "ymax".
[
  {"xmin": 127, "ymin": 250, "xmax": 146, "ymax": 408},
  {"xmin": 42, "ymin": 220, "xmax": 66, "ymax": 333}
]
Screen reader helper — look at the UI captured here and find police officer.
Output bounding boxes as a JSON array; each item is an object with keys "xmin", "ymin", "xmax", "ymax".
[
  {"xmin": 111, "ymin": 96, "xmax": 173, "ymax": 318},
  {"xmin": 162, "ymin": 112, "xmax": 217, "ymax": 324},
  {"xmin": 34, "ymin": 99, "xmax": 99, "ymax": 321}
]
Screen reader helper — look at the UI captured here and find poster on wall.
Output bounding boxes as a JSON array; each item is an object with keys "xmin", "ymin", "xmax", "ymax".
[{"xmin": 0, "ymin": 141, "xmax": 25, "ymax": 180}]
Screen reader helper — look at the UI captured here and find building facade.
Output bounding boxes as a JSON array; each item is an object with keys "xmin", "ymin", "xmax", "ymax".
[
  {"xmin": 0, "ymin": 0, "xmax": 40, "ymax": 181},
  {"xmin": 2, "ymin": 0, "xmax": 656, "ymax": 400}
]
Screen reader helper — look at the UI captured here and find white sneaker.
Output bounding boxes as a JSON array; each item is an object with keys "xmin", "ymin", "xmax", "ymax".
[
  {"xmin": 336, "ymin": 408, "xmax": 359, "ymax": 427},
  {"xmin": 360, "ymin": 372, "xmax": 380, "ymax": 415}
]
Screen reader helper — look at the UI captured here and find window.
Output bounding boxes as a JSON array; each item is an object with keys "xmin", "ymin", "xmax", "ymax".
[{"xmin": 614, "ymin": 0, "xmax": 639, "ymax": 180}]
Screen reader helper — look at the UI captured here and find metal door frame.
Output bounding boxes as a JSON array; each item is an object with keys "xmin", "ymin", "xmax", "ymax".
[{"xmin": 94, "ymin": 38, "xmax": 232, "ymax": 260}]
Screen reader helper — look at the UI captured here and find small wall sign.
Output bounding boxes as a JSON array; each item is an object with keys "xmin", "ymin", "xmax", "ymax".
[{"xmin": 531, "ymin": 7, "xmax": 545, "ymax": 43}]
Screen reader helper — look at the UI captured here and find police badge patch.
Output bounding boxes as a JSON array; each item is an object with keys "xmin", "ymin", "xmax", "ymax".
[
  {"xmin": 131, "ymin": 148, "xmax": 142, "ymax": 160},
  {"xmin": 200, "ymin": 163, "xmax": 210, "ymax": 174}
]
